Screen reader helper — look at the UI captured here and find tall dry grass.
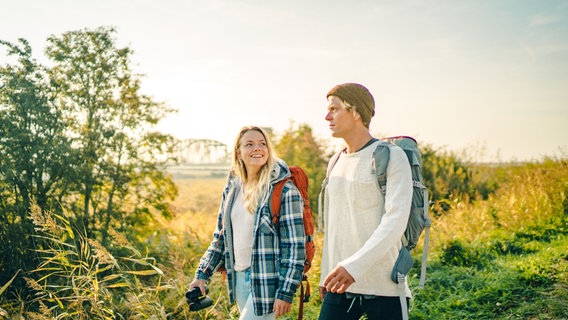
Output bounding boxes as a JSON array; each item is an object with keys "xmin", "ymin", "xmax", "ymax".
[
  {"xmin": 411, "ymin": 159, "xmax": 568, "ymax": 319},
  {"xmin": 21, "ymin": 203, "xmax": 199, "ymax": 319},
  {"xmin": 165, "ymin": 178, "xmax": 226, "ymax": 239},
  {"xmin": 431, "ymin": 159, "xmax": 568, "ymax": 251},
  {"xmin": 167, "ymin": 178, "xmax": 325, "ymax": 319},
  {"xmin": 4, "ymin": 160, "xmax": 565, "ymax": 319}
]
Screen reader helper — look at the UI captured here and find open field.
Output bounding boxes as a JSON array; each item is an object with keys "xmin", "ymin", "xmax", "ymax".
[
  {"xmin": 167, "ymin": 160, "xmax": 568, "ymax": 319},
  {"xmin": 3, "ymin": 161, "xmax": 565, "ymax": 319}
]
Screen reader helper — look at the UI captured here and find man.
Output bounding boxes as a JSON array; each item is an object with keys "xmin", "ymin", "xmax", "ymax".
[{"xmin": 319, "ymin": 83, "xmax": 413, "ymax": 320}]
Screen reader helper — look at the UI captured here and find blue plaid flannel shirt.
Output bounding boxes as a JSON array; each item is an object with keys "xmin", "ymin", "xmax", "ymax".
[{"xmin": 195, "ymin": 160, "xmax": 306, "ymax": 316}]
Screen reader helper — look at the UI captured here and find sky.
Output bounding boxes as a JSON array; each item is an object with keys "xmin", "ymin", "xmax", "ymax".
[{"xmin": 2, "ymin": 0, "xmax": 567, "ymax": 162}]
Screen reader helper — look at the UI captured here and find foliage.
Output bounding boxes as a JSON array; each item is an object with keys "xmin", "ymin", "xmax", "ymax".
[
  {"xmin": 0, "ymin": 28, "xmax": 177, "ymax": 292},
  {"xmin": 0, "ymin": 38, "xmax": 75, "ymax": 291},
  {"xmin": 415, "ymin": 159, "xmax": 568, "ymax": 319},
  {"xmin": 1, "ymin": 159, "xmax": 566, "ymax": 319},
  {"xmin": 273, "ymin": 122, "xmax": 329, "ymax": 219},
  {"xmin": 420, "ymin": 143, "xmax": 499, "ymax": 215},
  {"xmin": 20, "ymin": 204, "xmax": 181, "ymax": 319},
  {"xmin": 0, "ymin": 38, "xmax": 72, "ymax": 212},
  {"xmin": 44, "ymin": 26, "xmax": 178, "ymax": 243},
  {"xmin": 0, "ymin": 270, "xmax": 20, "ymax": 318},
  {"xmin": 1, "ymin": 27, "xmax": 567, "ymax": 320},
  {"xmin": 412, "ymin": 221, "xmax": 567, "ymax": 319},
  {"xmin": 431, "ymin": 159, "xmax": 568, "ymax": 248}
]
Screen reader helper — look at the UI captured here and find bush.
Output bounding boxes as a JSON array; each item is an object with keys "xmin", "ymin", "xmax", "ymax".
[{"xmin": 440, "ymin": 240, "xmax": 495, "ymax": 269}]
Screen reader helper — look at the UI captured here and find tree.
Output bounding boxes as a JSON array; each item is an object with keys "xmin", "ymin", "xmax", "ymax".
[
  {"xmin": 421, "ymin": 144, "xmax": 498, "ymax": 214},
  {"xmin": 273, "ymin": 122, "xmax": 328, "ymax": 222},
  {"xmin": 44, "ymin": 26, "xmax": 178, "ymax": 243},
  {"xmin": 0, "ymin": 38, "xmax": 74, "ymax": 286}
]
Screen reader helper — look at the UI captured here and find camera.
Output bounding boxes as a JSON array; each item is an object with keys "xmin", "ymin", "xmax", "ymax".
[{"xmin": 185, "ymin": 286, "xmax": 213, "ymax": 311}]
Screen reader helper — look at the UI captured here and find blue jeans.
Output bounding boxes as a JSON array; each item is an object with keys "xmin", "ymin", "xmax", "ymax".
[
  {"xmin": 235, "ymin": 269, "xmax": 275, "ymax": 320},
  {"xmin": 318, "ymin": 292, "xmax": 409, "ymax": 320}
]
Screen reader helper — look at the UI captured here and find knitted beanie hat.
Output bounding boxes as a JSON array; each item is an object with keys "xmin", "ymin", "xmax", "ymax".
[{"xmin": 326, "ymin": 83, "xmax": 375, "ymax": 128}]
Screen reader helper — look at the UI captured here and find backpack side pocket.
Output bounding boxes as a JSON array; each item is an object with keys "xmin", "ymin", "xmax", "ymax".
[{"xmin": 391, "ymin": 246, "xmax": 414, "ymax": 283}]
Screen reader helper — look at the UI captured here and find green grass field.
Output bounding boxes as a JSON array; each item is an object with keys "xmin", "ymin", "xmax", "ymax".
[
  {"xmin": 2, "ymin": 160, "xmax": 566, "ymax": 319},
  {"xmin": 169, "ymin": 160, "xmax": 567, "ymax": 319}
]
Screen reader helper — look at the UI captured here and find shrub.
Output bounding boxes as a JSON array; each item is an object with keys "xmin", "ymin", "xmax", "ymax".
[{"xmin": 440, "ymin": 240, "xmax": 495, "ymax": 269}]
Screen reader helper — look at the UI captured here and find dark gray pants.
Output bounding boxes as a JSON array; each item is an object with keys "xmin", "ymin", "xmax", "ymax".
[{"xmin": 318, "ymin": 292, "xmax": 409, "ymax": 320}]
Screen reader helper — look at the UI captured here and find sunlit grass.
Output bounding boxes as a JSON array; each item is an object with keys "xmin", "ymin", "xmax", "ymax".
[
  {"xmin": 2, "ymin": 160, "xmax": 566, "ymax": 319},
  {"xmin": 167, "ymin": 177, "xmax": 326, "ymax": 319},
  {"xmin": 431, "ymin": 160, "xmax": 568, "ymax": 251}
]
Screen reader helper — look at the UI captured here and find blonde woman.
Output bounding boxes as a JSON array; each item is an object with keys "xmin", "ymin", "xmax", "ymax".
[{"xmin": 189, "ymin": 126, "xmax": 306, "ymax": 319}]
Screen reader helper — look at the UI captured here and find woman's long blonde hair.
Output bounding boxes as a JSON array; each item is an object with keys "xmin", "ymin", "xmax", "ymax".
[{"xmin": 232, "ymin": 126, "xmax": 277, "ymax": 213}]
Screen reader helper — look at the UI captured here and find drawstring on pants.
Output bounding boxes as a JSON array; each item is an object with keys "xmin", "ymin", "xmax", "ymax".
[{"xmin": 346, "ymin": 295, "xmax": 363, "ymax": 313}]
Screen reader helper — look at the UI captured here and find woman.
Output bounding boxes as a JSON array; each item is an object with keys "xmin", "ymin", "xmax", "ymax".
[{"xmin": 189, "ymin": 126, "xmax": 306, "ymax": 319}]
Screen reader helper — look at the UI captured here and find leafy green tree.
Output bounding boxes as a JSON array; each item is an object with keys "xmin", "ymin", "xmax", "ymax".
[
  {"xmin": 421, "ymin": 143, "xmax": 497, "ymax": 214},
  {"xmin": 44, "ymin": 26, "xmax": 178, "ymax": 243},
  {"xmin": 0, "ymin": 38, "xmax": 74, "ymax": 285},
  {"xmin": 273, "ymin": 122, "xmax": 328, "ymax": 220},
  {"xmin": 0, "ymin": 38, "xmax": 73, "ymax": 214}
]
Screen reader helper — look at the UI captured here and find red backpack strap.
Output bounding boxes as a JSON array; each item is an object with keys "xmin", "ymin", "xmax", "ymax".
[{"xmin": 270, "ymin": 177, "xmax": 289, "ymax": 227}]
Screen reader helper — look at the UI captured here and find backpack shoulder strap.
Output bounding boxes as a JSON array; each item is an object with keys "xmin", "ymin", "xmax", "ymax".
[
  {"xmin": 318, "ymin": 149, "xmax": 343, "ymax": 231},
  {"xmin": 325, "ymin": 150, "xmax": 343, "ymax": 179},
  {"xmin": 270, "ymin": 177, "xmax": 290, "ymax": 228},
  {"xmin": 373, "ymin": 140, "xmax": 392, "ymax": 196}
]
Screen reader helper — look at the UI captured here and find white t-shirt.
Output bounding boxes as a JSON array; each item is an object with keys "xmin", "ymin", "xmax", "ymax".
[
  {"xmin": 320, "ymin": 141, "xmax": 413, "ymax": 297},
  {"xmin": 231, "ymin": 189, "xmax": 254, "ymax": 272}
]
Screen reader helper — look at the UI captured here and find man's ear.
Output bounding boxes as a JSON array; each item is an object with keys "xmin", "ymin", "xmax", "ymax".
[{"xmin": 353, "ymin": 111, "xmax": 362, "ymax": 122}]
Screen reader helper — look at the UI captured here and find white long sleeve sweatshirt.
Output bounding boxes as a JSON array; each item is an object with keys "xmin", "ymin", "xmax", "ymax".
[{"xmin": 320, "ymin": 140, "xmax": 413, "ymax": 297}]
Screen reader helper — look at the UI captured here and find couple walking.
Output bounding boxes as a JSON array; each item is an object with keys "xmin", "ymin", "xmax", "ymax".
[{"xmin": 189, "ymin": 83, "xmax": 413, "ymax": 320}]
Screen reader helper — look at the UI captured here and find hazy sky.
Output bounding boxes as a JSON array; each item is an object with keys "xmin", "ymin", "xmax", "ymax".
[{"xmin": 2, "ymin": 0, "xmax": 567, "ymax": 162}]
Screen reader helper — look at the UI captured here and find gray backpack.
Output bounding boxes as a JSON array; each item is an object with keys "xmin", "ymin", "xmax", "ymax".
[{"xmin": 319, "ymin": 136, "xmax": 431, "ymax": 320}]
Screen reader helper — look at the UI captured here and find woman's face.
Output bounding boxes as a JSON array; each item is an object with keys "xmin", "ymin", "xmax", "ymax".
[{"xmin": 238, "ymin": 130, "xmax": 269, "ymax": 174}]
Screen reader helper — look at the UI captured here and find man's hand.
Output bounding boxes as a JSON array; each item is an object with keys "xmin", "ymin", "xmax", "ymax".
[
  {"xmin": 273, "ymin": 298, "xmax": 291, "ymax": 318},
  {"xmin": 322, "ymin": 266, "xmax": 355, "ymax": 293}
]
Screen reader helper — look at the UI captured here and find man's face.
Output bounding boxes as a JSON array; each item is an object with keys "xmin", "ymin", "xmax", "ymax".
[{"xmin": 325, "ymin": 96, "xmax": 358, "ymax": 138}]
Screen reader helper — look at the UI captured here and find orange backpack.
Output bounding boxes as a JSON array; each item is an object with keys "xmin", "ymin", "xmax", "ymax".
[{"xmin": 270, "ymin": 166, "xmax": 315, "ymax": 320}]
